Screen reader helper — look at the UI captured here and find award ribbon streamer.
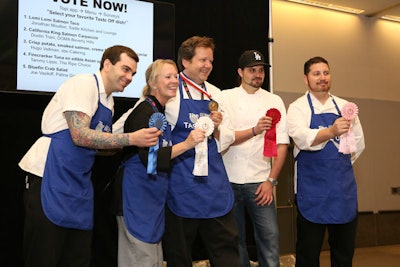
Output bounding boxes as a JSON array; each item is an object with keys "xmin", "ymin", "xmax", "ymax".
[
  {"xmin": 264, "ymin": 108, "xmax": 281, "ymax": 157},
  {"xmin": 339, "ymin": 102, "xmax": 359, "ymax": 154},
  {"xmin": 147, "ymin": 112, "xmax": 167, "ymax": 175},
  {"xmin": 193, "ymin": 116, "xmax": 214, "ymax": 176}
]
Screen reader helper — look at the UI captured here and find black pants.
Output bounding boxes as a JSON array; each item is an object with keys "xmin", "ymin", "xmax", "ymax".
[
  {"xmin": 23, "ymin": 173, "xmax": 92, "ymax": 267},
  {"xmin": 295, "ymin": 207, "xmax": 357, "ymax": 267},
  {"xmin": 162, "ymin": 206, "xmax": 241, "ymax": 267}
]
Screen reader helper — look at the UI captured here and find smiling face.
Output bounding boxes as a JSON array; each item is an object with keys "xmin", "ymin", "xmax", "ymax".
[
  {"xmin": 182, "ymin": 46, "xmax": 214, "ymax": 84},
  {"xmin": 151, "ymin": 62, "xmax": 179, "ymax": 106},
  {"xmin": 102, "ymin": 52, "xmax": 138, "ymax": 95},
  {"xmin": 304, "ymin": 62, "xmax": 331, "ymax": 95}
]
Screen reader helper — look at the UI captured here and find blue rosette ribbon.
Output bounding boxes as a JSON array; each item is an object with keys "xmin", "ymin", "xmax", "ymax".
[{"xmin": 147, "ymin": 112, "xmax": 167, "ymax": 175}]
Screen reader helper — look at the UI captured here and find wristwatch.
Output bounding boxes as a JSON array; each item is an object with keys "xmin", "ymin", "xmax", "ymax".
[{"xmin": 267, "ymin": 177, "xmax": 278, "ymax": 186}]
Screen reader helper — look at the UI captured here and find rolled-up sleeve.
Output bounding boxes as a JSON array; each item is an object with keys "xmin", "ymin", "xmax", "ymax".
[
  {"xmin": 287, "ymin": 97, "xmax": 329, "ymax": 157},
  {"xmin": 212, "ymin": 89, "xmax": 235, "ymax": 152}
]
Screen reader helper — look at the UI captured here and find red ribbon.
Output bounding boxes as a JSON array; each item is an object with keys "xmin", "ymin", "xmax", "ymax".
[
  {"xmin": 179, "ymin": 73, "xmax": 212, "ymax": 99},
  {"xmin": 263, "ymin": 108, "xmax": 281, "ymax": 157}
]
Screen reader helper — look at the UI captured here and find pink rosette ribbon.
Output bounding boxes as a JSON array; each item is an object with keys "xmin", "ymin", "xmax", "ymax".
[
  {"xmin": 263, "ymin": 108, "xmax": 281, "ymax": 157},
  {"xmin": 339, "ymin": 102, "xmax": 359, "ymax": 154}
]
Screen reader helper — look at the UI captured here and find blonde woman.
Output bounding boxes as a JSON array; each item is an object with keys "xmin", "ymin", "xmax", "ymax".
[{"xmin": 114, "ymin": 59, "xmax": 205, "ymax": 267}]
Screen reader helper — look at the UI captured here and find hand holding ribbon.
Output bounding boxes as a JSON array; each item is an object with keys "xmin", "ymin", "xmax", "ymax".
[
  {"xmin": 339, "ymin": 102, "xmax": 358, "ymax": 154},
  {"xmin": 263, "ymin": 108, "xmax": 281, "ymax": 157},
  {"xmin": 147, "ymin": 112, "xmax": 167, "ymax": 175}
]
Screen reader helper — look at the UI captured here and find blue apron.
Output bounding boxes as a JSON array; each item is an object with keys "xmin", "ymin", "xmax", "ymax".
[
  {"xmin": 166, "ymin": 77, "xmax": 234, "ymax": 219},
  {"xmin": 122, "ymin": 97, "xmax": 172, "ymax": 243},
  {"xmin": 296, "ymin": 93, "xmax": 357, "ymax": 224},
  {"xmin": 41, "ymin": 74, "xmax": 112, "ymax": 230}
]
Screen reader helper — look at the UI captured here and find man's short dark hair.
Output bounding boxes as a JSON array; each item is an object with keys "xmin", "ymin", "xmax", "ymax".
[
  {"xmin": 304, "ymin": 56, "xmax": 329, "ymax": 75},
  {"xmin": 100, "ymin": 45, "xmax": 139, "ymax": 70}
]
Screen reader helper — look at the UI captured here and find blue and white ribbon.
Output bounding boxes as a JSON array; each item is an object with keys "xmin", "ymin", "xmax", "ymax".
[{"xmin": 147, "ymin": 112, "xmax": 167, "ymax": 175}]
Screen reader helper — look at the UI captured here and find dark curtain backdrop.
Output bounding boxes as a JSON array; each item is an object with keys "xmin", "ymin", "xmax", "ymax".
[
  {"xmin": 160, "ymin": 0, "xmax": 270, "ymax": 90},
  {"xmin": 1, "ymin": 1, "xmax": 270, "ymax": 266}
]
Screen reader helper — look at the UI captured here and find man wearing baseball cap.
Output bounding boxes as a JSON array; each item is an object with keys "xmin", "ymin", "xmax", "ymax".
[
  {"xmin": 221, "ymin": 50, "xmax": 289, "ymax": 267},
  {"xmin": 238, "ymin": 50, "xmax": 271, "ymax": 69}
]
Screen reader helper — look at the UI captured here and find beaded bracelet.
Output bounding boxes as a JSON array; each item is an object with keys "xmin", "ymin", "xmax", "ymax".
[{"xmin": 252, "ymin": 127, "xmax": 257, "ymax": 136}]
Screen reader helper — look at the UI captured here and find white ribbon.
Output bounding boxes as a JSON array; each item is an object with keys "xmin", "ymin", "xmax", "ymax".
[{"xmin": 193, "ymin": 116, "xmax": 214, "ymax": 176}]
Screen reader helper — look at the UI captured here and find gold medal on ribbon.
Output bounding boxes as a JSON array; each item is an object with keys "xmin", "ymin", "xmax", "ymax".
[{"xmin": 208, "ymin": 100, "xmax": 219, "ymax": 111}]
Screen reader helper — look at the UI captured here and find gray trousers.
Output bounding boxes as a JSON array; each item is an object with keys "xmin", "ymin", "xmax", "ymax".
[{"xmin": 116, "ymin": 216, "xmax": 163, "ymax": 267}]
